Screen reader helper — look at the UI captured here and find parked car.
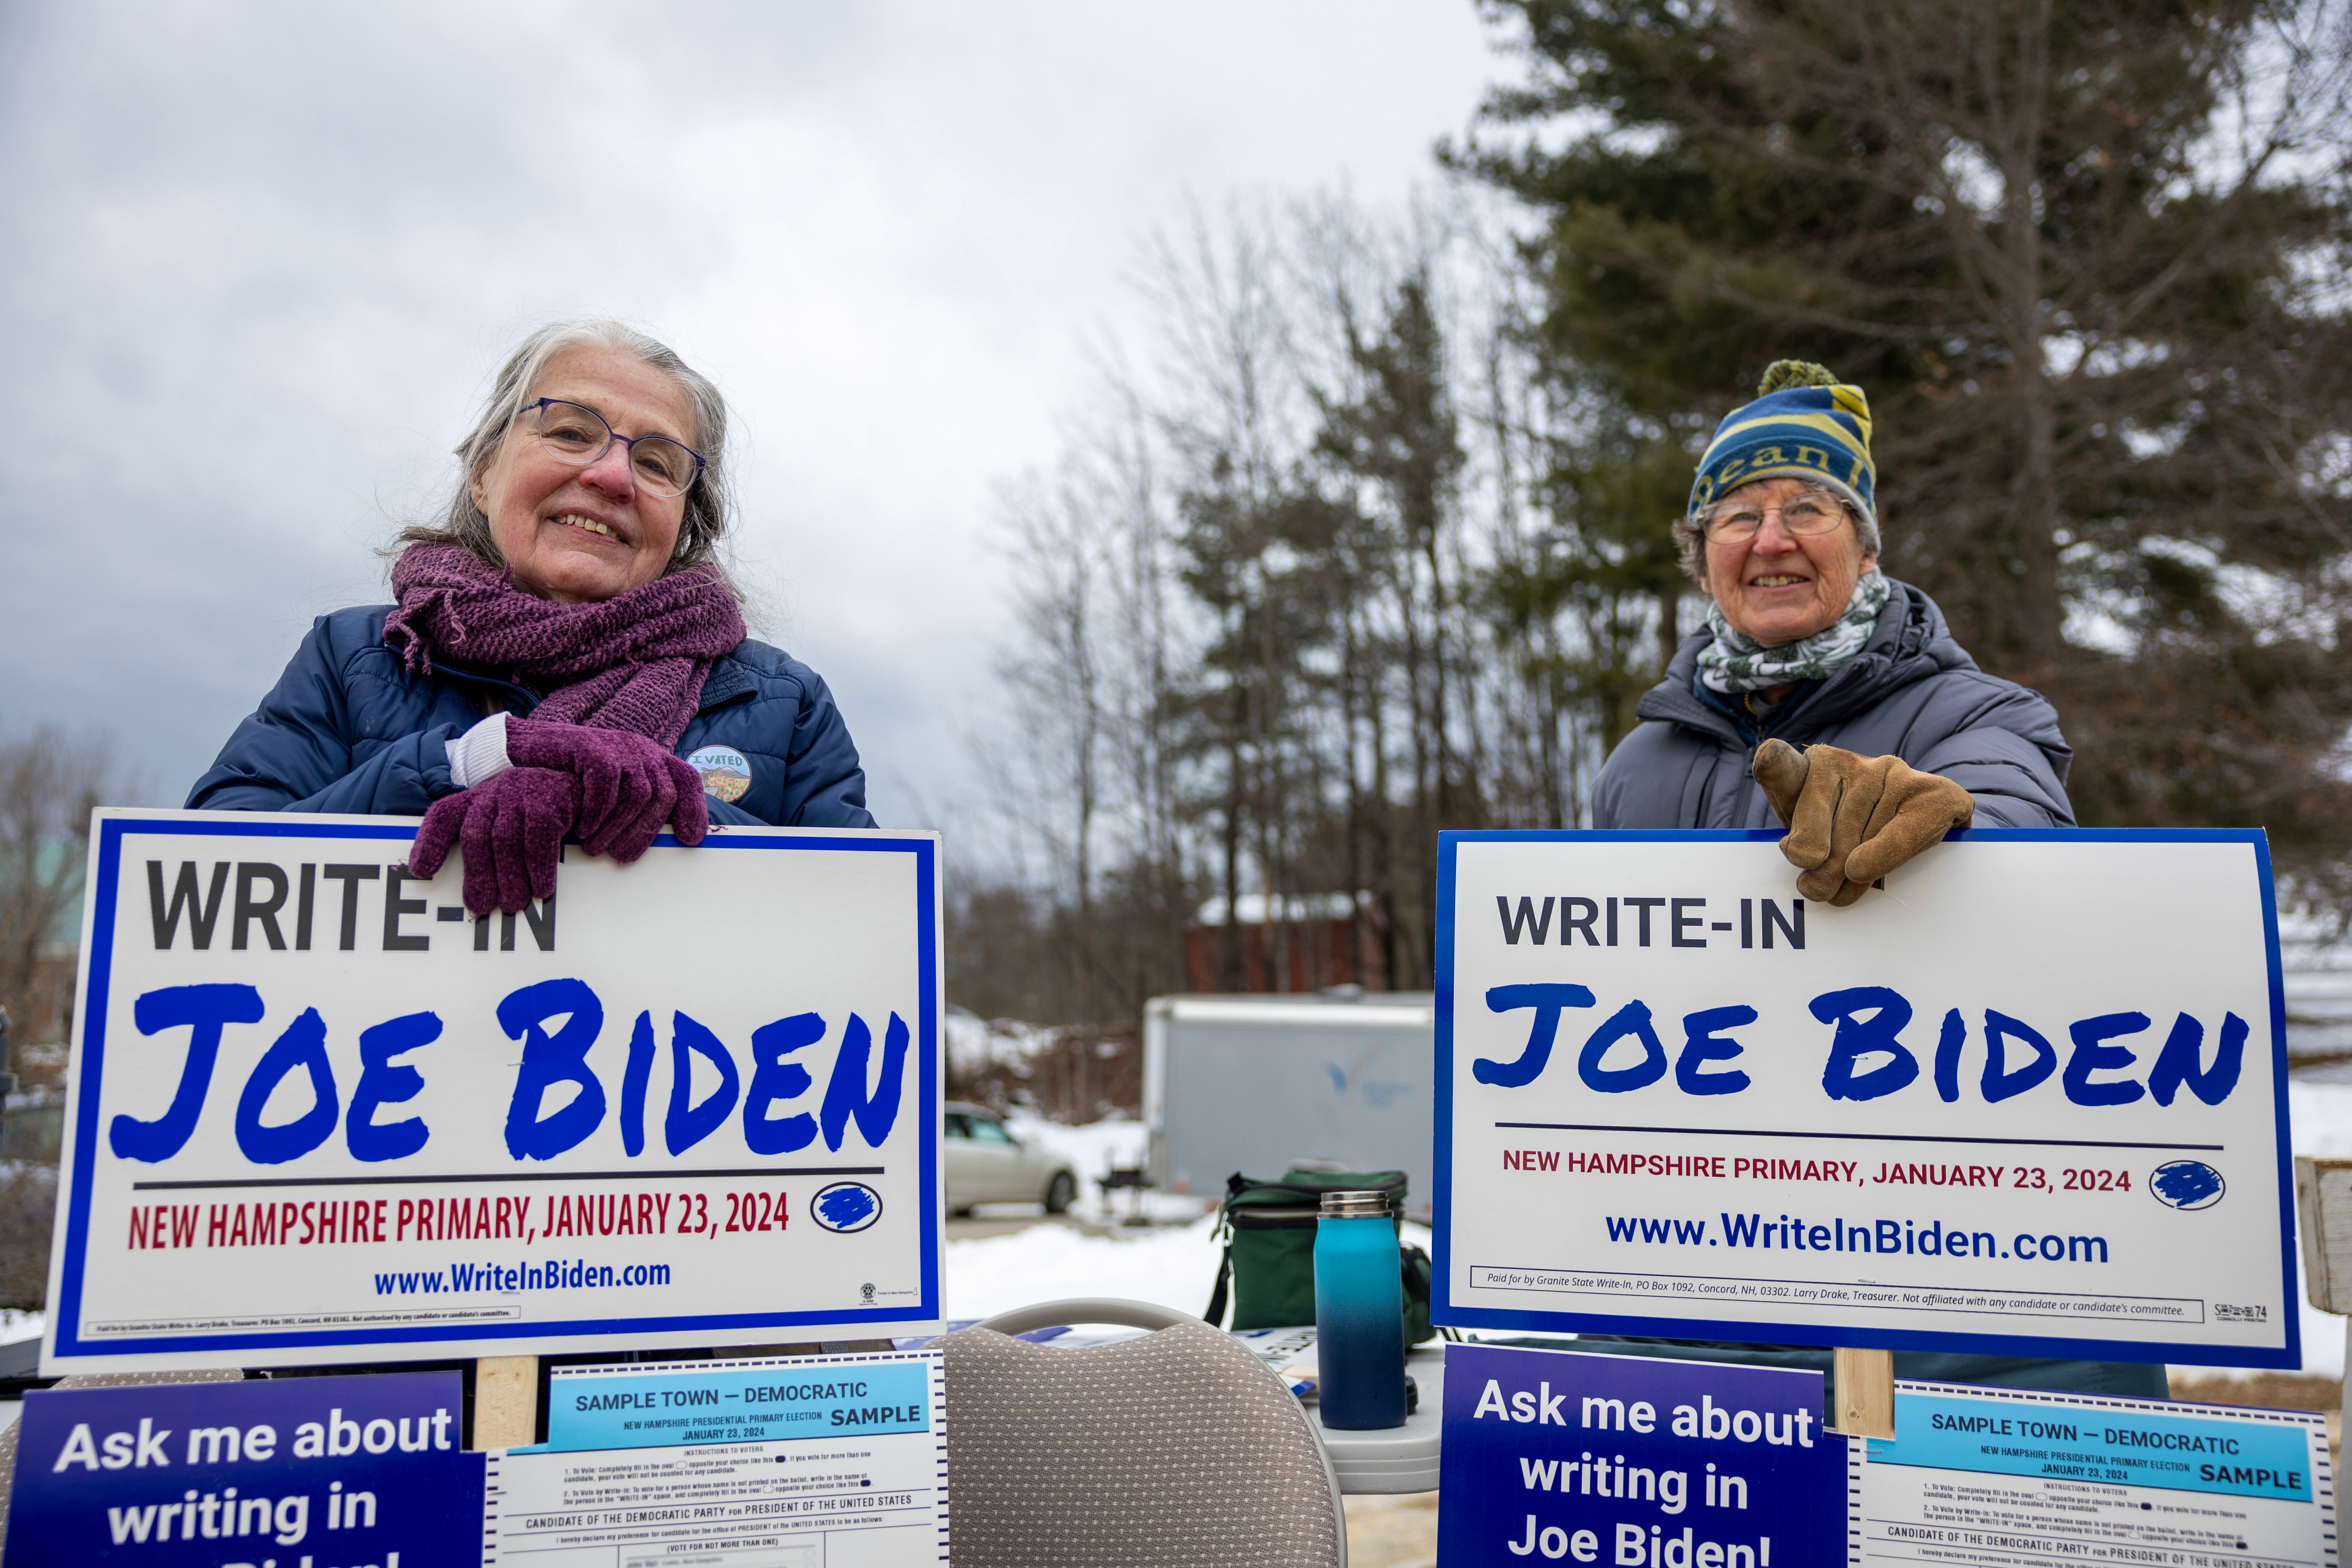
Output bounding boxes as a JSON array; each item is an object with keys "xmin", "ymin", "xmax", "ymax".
[{"xmin": 944, "ymin": 1102, "xmax": 1078, "ymax": 1216}]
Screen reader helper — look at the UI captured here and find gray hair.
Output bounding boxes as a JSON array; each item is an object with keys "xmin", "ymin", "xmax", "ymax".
[
  {"xmin": 1673, "ymin": 475, "xmax": 1881, "ymax": 586},
  {"xmin": 397, "ymin": 318, "xmax": 739, "ymax": 593}
]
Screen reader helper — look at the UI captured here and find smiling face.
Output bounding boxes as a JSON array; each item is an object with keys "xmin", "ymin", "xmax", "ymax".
[
  {"xmin": 1699, "ymin": 475, "xmax": 1878, "ymax": 646},
  {"xmin": 470, "ymin": 345, "xmax": 698, "ymax": 604}
]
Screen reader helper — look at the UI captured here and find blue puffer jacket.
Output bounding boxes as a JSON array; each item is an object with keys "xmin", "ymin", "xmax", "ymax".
[{"xmin": 188, "ymin": 605, "xmax": 876, "ymax": 829}]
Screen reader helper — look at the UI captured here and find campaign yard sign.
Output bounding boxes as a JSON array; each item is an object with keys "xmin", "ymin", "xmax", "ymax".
[
  {"xmin": 44, "ymin": 809, "xmax": 941, "ymax": 1373},
  {"xmin": 1436, "ymin": 1344, "xmax": 1850, "ymax": 1566},
  {"xmin": 5, "ymin": 1370, "xmax": 485, "ymax": 1564},
  {"xmin": 1435, "ymin": 829, "xmax": 2294, "ymax": 1367}
]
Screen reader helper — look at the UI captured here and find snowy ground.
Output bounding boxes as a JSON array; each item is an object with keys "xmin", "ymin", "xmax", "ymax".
[
  {"xmin": 960, "ymin": 1110, "xmax": 1367, "ymax": 1323},
  {"xmin": 997, "ymin": 1112, "xmax": 1214, "ymax": 1224},
  {"xmin": 943, "ymin": 1209, "xmax": 1439, "ymax": 1325},
  {"xmin": 945, "ymin": 1210, "xmax": 1229, "ymax": 1321}
]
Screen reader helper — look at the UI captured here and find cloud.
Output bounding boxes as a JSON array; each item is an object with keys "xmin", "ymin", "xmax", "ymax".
[{"xmin": 0, "ymin": 0, "xmax": 1495, "ymax": 825}]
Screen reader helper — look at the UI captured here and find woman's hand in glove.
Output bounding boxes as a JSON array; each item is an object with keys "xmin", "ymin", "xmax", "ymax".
[
  {"xmin": 407, "ymin": 766, "xmax": 580, "ymax": 916},
  {"xmin": 504, "ymin": 719, "xmax": 710, "ymax": 864},
  {"xmin": 1751, "ymin": 739, "xmax": 1973, "ymax": 907}
]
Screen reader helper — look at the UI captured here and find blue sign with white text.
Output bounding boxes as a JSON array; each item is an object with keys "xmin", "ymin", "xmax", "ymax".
[
  {"xmin": 1437, "ymin": 1345, "xmax": 1847, "ymax": 1566},
  {"xmin": 4, "ymin": 1371, "xmax": 485, "ymax": 1564}
]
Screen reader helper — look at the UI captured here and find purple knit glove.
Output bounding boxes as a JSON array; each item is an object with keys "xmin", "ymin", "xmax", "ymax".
[
  {"xmin": 407, "ymin": 766, "xmax": 579, "ymax": 916},
  {"xmin": 505, "ymin": 719, "xmax": 711, "ymax": 864}
]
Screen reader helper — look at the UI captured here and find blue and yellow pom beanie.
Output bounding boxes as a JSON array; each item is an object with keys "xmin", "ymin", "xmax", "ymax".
[{"xmin": 1686, "ymin": 360, "xmax": 1875, "ymax": 522}]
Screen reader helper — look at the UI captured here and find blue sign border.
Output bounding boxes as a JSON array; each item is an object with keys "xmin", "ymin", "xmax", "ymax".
[
  {"xmin": 1432, "ymin": 826, "xmax": 2298, "ymax": 1370},
  {"xmin": 53, "ymin": 815, "xmax": 941, "ymax": 1361}
]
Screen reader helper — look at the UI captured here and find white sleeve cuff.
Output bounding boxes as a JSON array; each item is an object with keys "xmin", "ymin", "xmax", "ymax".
[{"xmin": 448, "ymin": 710, "xmax": 513, "ymax": 791}]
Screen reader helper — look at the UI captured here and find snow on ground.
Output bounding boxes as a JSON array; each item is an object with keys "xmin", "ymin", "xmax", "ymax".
[
  {"xmin": 943, "ymin": 1198, "xmax": 1437, "ymax": 1325},
  {"xmin": 1000, "ymin": 1112, "xmax": 1143, "ymax": 1216},
  {"xmin": 2287, "ymin": 1076, "xmax": 2352, "ymax": 1160},
  {"xmin": 940, "ymin": 1111, "xmax": 1230, "ymax": 1322},
  {"xmin": 998, "ymin": 1112, "xmax": 1213, "ymax": 1223},
  {"xmin": 945, "ymin": 1212, "xmax": 1230, "ymax": 1322}
]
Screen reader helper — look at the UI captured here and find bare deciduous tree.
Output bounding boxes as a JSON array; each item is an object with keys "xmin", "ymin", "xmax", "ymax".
[
  {"xmin": 0, "ymin": 726, "xmax": 111, "ymax": 1065},
  {"xmin": 0, "ymin": 725, "xmax": 118, "ymax": 1307},
  {"xmin": 960, "ymin": 189, "xmax": 1676, "ymax": 1031}
]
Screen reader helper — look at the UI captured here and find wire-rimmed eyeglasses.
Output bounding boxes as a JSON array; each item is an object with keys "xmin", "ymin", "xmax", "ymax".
[
  {"xmin": 1702, "ymin": 495, "xmax": 1848, "ymax": 544},
  {"xmin": 520, "ymin": 398, "xmax": 704, "ymax": 499}
]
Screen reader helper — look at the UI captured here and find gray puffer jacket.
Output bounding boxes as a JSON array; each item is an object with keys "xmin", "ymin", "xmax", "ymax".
[
  {"xmin": 1594, "ymin": 576, "xmax": 2073, "ymax": 829},
  {"xmin": 1580, "ymin": 578, "xmax": 2162, "ymax": 1402}
]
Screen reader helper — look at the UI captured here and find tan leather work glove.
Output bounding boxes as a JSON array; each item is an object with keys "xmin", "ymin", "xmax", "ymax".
[{"xmin": 1750, "ymin": 739, "xmax": 1974, "ymax": 906}]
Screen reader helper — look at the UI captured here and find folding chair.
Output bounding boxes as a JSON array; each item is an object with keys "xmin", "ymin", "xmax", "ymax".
[{"xmin": 942, "ymin": 1297, "xmax": 1346, "ymax": 1567}]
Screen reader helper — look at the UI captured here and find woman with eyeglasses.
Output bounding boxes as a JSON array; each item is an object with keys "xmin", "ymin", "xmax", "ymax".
[
  {"xmin": 1587, "ymin": 365, "xmax": 2163, "ymax": 1403},
  {"xmin": 189, "ymin": 319, "xmax": 874, "ymax": 914},
  {"xmin": 1593, "ymin": 361, "xmax": 2073, "ymax": 897}
]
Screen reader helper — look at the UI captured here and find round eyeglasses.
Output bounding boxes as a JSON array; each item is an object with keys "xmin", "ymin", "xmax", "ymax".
[
  {"xmin": 1702, "ymin": 495, "xmax": 1848, "ymax": 543},
  {"xmin": 520, "ymin": 398, "xmax": 705, "ymax": 499}
]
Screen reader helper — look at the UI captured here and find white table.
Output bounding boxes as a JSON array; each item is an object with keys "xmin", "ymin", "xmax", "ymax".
[{"xmin": 1316, "ymin": 1343, "xmax": 1444, "ymax": 1494}]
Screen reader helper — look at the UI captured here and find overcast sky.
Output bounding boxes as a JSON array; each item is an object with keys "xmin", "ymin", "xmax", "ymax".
[{"xmin": 0, "ymin": 2, "xmax": 1503, "ymax": 841}]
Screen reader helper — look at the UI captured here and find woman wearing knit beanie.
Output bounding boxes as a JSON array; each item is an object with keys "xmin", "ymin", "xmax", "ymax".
[
  {"xmin": 1590, "ymin": 367, "xmax": 2155, "ymax": 1402},
  {"xmin": 1593, "ymin": 361, "xmax": 2073, "ymax": 902},
  {"xmin": 188, "ymin": 319, "xmax": 875, "ymax": 915}
]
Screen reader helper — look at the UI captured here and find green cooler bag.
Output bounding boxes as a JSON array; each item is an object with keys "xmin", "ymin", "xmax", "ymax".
[{"xmin": 1202, "ymin": 1168, "xmax": 1435, "ymax": 1343}]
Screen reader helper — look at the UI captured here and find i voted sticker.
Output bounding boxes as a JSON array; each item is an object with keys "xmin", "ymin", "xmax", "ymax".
[{"xmin": 687, "ymin": 745, "xmax": 751, "ymax": 803}]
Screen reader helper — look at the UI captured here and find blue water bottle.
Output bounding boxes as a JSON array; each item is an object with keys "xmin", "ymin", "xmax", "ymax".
[{"xmin": 1314, "ymin": 1189, "xmax": 1406, "ymax": 1430}]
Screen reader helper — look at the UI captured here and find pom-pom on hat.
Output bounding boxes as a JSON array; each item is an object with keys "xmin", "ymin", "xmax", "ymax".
[{"xmin": 1686, "ymin": 360, "xmax": 1876, "ymax": 522}]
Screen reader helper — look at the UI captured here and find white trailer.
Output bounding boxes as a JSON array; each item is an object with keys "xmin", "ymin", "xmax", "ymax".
[{"xmin": 1143, "ymin": 991, "xmax": 1436, "ymax": 1218}]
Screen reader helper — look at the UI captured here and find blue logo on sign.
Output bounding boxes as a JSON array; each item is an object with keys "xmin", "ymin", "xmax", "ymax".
[
  {"xmin": 2150, "ymin": 1160, "xmax": 2225, "ymax": 1210},
  {"xmin": 813, "ymin": 1181, "xmax": 882, "ymax": 1233}
]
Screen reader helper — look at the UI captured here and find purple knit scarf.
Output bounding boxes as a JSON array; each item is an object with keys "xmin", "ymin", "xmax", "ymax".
[{"xmin": 384, "ymin": 544, "xmax": 746, "ymax": 748}]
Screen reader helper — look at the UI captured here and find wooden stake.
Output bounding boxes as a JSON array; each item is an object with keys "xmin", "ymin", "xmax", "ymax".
[
  {"xmin": 2298, "ymin": 1156, "xmax": 2352, "ymax": 1312},
  {"xmin": 1833, "ymin": 1347, "xmax": 1894, "ymax": 1438},
  {"xmin": 472, "ymin": 1355, "xmax": 538, "ymax": 1451},
  {"xmin": 2293, "ymin": 1158, "xmax": 2352, "ymax": 1460}
]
